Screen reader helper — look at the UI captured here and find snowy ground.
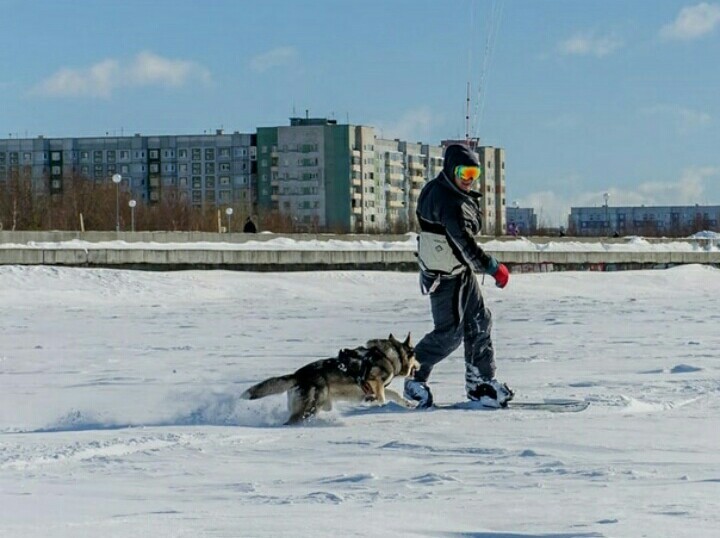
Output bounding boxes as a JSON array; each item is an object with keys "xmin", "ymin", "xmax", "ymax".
[{"xmin": 1, "ymin": 265, "xmax": 719, "ymax": 537}]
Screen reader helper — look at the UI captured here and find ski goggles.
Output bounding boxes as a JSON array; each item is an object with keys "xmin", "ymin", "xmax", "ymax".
[{"xmin": 454, "ymin": 165, "xmax": 481, "ymax": 182}]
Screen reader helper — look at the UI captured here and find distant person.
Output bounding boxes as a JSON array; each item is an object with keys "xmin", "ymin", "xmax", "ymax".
[
  {"xmin": 404, "ymin": 143, "xmax": 513, "ymax": 410},
  {"xmin": 613, "ymin": 231, "xmax": 620, "ymax": 238},
  {"xmin": 243, "ymin": 216, "xmax": 258, "ymax": 234}
]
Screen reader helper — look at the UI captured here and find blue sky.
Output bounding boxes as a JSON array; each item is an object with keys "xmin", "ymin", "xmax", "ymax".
[{"xmin": 2, "ymin": 0, "xmax": 719, "ymax": 224}]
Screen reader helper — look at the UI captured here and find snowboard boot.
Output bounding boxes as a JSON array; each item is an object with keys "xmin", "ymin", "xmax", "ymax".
[
  {"xmin": 466, "ymin": 378, "xmax": 514, "ymax": 408},
  {"xmin": 404, "ymin": 378, "xmax": 434, "ymax": 409}
]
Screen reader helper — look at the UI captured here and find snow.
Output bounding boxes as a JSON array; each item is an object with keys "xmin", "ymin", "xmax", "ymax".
[
  {"xmin": 1, "ymin": 264, "xmax": 719, "ymax": 537},
  {"xmin": 0, "ymin": 233, "xmax": 718, "ymax": 252}
]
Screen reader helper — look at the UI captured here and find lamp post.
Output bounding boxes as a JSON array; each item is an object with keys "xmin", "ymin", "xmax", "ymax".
[
  {"xmin": 112, "ymin": 174, "xmax": 122, "ymax": 232},
  {"xmin": 225, "ymin": 207, "xmax": 233, "ymax": 233},
  {"xmin": 128, "ymin": 199, "xmax": 136, "ymax": 232},
  {"xmin": 603, "ymin": 192, "xmax": 610, "ymax": 235}
]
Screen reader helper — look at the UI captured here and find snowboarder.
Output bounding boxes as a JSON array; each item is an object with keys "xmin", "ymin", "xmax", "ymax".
[{"xmin": 404, "ymin": 143, "xmax": 513, "ymax": 409}]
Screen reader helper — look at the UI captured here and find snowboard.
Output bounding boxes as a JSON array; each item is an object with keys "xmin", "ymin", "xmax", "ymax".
[
  {"xmin": 346, "ymin": 398, "xmax": 589, "ymax": 416},
  {"xmin": 435, "ymin": 398, "xmax": 589, "ymax": 413}
]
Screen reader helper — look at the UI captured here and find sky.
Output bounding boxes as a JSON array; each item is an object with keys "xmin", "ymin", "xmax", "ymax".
[
  {"xmin": 2, "ymin": 0, "xmax": 720, "ymax": 224},
  {"xmin": 2, "ymin": 264, "xmax": 720, "ymax": 536}
]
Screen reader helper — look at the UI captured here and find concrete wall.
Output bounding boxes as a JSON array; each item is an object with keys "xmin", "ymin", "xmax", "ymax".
[{"xmin": 1, "ymin": 232, "xmax": 718, "ymax": 271}]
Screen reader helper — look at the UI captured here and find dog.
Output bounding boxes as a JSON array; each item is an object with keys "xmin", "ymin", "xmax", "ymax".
[{"xmin": 241, "ymin": 333, "xmax": 419, "ymax": 424}]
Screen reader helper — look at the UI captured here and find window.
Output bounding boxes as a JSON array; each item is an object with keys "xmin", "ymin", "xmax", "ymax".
[
  {"xmin": 205, "ymin": 148, "xmax": 215, "ymax": 161},
  {"xmin": 149, "ymin": 163, "xmax": 160, "ymax": 173},
  {"xmin": 107, "ymin": 151, "xmax": 116, "ymax": 162},
  {"xmin": 121, "ymin": 165, "xmax": 129, "ymax": 174},
  {"xmin": 178, "ymin": 149, "xmax": 188, "ymax": 159},
  {"xmin": 205, "ymin": 162, "xmax": 215, "ymax": 174},
  {"xmin": 218, "ymin": 148, "xmax": 230, "ymax": 158},
  {"xmin": 120, "ymin": 150, "xmax": 129, "ymax": 160},
  {"xmin": 220, "ymin": 176, "xmax": 231, "ymax": 186},
  {"xmin": 179, "ymin": 177, "xmax": 188, "ymax": 187},
  {"xmin": 192, "ymin": 191, "xmax": 202, "ymax": 202},
  {"xmin": 179, "ymin": 163, "xmax": 188, "ymax": 173},
  {"xmin": 107, "ymin": 164, "xmax": 116, "ymax": 174},
  {"xmin": 23, "ymin": 152, "xmax": 32, "ymax": 161},
  {"xmin": 206, "ymin": 176, "xmax": 216, "ymax": 188},
  {"xmin": 192, "ymin": 163, "xmax": 201, "ymax": 174},
  {"xmin": 51, "ymin": 165, "xmax": 61, "ymax": 175},
  {"xmin": 51, "ymin": 151, "xmax": 61, "ymax": 161},
  {"xmin": 219, "ymin": 162, "xmax": 231, "ymax": 172},
  {"xmin": 192, "ymin": 148, "xmax": 201, "ymax": 161},
  {"xmin": 81, "ymin": 165, "xmax": 89, "ymax": 175},
  {"xmin": 94, "ymin": 151, "xmax": 103, "ymax": 162},
  {"xmin": 163, "ymin": 150, "xmax": 174, "ymax": 158},
  {"xmin": 192, "ymin": 176, "xmax": 202, "ymax": 189},
  {"xmin": 148, "ymin": 149, "xmax": 159, "ymax": 159}
]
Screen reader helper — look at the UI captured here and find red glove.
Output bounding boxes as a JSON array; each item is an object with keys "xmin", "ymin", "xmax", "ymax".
[{"xmin": 493, "ymin": 263, "xmax": 510, "ymax": 289}]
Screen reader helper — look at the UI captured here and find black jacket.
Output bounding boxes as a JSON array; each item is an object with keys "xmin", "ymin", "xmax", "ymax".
[{"xmin": 416, "ymin": 144, "xmax": 494, "ymax": 273}]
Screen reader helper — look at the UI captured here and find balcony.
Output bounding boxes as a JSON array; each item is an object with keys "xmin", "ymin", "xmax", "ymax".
[{"xmin": 352, "ymin": 178, "xmax": 362, "ymax": 186}]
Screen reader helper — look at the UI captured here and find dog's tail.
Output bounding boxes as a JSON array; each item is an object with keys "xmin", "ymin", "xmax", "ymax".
[{"xmin": 241, "ymin": 375, "xmax": 297, "ymax": 400}]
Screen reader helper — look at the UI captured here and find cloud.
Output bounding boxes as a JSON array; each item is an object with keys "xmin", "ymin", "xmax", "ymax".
[
  {"xmin": 371, "ymin": 107, "xmax": 436, "ymax": 142},
  {"xmin": 249, "ymin": 46, "xmax": 299, "ymax": 73},
  {"xmin": 518, "ymin": 167, "xmax": 720, "ymax": 226},
  {"xmin": 558, "ymin": 32, "xmax": 623, "ymax": 57},
  {"xmin": 660, "ymin": 2, "xmax": 720, "ymax": 40},
  {"xmin": 31, "ymin": 52, "xmax": 211, "ymax": 98},
  {"xmin": 640, "ymin": 104, "xmax": 711, "ymax": 134}
]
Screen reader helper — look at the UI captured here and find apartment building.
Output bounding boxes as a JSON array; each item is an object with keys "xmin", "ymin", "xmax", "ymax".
[
  {"xmin": 2, "ymin": 126, "xmax": 505, "ymax": 234},
  {"xmin": 257, "ymin": 117, "xmax": 447, "ymax": 233},
  {"xmin": 0, "ymin": 132, "xmax": 256, "ymax": 211},
  {"xmin": 569, "ymin": 205, "xmax": 720, "ymax": 236},
  {"xmin": 506, "ymin": 206, "xmax": 537, "ymax": 235}
]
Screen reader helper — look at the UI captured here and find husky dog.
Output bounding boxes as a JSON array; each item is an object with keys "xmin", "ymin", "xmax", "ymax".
[{"xmin": 241, "ymin": 333, "xmax": 419, "ymax": 424}]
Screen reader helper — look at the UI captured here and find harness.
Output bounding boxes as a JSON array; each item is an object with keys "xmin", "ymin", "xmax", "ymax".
[{"xmin": 336, "ymin": 346, "xmax": 388, "ymax": 397}]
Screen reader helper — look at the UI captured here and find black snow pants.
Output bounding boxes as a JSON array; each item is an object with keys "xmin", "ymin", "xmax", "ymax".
[{"xmin": 414, "ymin": 269, "xmax": 495, "ymax": 387}]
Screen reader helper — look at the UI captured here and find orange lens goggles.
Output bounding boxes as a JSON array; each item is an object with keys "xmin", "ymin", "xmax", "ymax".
[{"xmin": 454, "ymin": 165, "xmax": 481, "ymax": 181}]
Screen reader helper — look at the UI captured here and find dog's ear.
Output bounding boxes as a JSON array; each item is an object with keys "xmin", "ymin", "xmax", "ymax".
[
  {"xmin": 404, "ymin": 332, "xmax": 412, "ymax": 347},
  {"xmin": 388, "ymin": 333, "xmax": 395, "ymax": 342}
]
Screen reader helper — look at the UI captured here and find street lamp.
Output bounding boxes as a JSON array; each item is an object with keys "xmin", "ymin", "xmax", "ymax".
[
  {"xmin": 225, "ymin": 207, "xmax": 233, "ymax": 233},
  {"xmin": 603, "ymin": 192, "xmax": 610, "ymax": 235},
  {"xmin": 112, "ymin": 174, "xmax": 122, "ymax": 232},
  {"xmin": 128, "ymin": 199, "xmax": 136, "ymax": 232}
]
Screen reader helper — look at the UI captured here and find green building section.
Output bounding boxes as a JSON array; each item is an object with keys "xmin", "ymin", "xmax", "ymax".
[
  {"xmin": 255, "ymin": 127, "xmax": 278, "ymax": 211},
  {"xmin": 322, "ymin": 125, "xmax": 352, "ymax": 232}
]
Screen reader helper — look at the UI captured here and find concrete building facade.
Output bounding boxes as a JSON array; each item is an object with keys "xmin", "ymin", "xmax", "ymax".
[
  {"xmin": 0, "ymin": 132, "xmax": 256, "ymax": 211},
  {"xmin": 257, "ymin": 118, "xmax": 449, "ymax": 233},
  {"xmin": 506, "ymin": 206, "xmax": 537, "ymax": 235},
  {"xmin": 2, "ymin": 127, "xmax": 504, "ymax": 235},
  {"xmin": 569, "ymin": 205, "xmax": 720, "ymax": 236}
]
